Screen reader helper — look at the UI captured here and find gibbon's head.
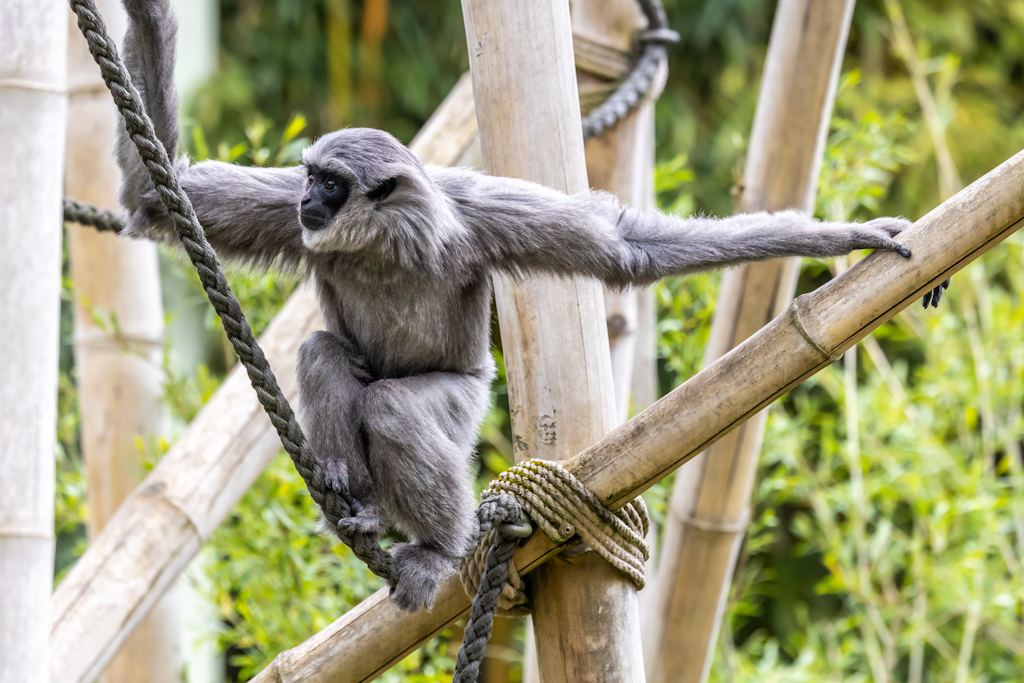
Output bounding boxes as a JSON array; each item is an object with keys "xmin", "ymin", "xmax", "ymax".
[{"xmin": 298, "ymin": 128, "xmax": 451, "ymax": 262}]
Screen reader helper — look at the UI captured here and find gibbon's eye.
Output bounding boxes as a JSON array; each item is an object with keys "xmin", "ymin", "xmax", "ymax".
[
  {"xmin": 324, "ymin": 178, "xmax": 336, "ymax": 191},
  {"xmin": 307, "ymin": 174, "xmax": 315, "ymax": 186}
]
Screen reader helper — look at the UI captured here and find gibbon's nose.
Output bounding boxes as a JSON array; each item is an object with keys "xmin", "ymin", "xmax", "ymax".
[{"xmin": 301, "ymin": 194, "xmax": 312, "ymax": 206}]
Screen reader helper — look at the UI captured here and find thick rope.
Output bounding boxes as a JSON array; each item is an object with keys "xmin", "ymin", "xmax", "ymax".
[
  {"xmin": 580, "ymin": 0, "xmax": 677, "ymax": 138},
  {"xmin": 453, "ymin": 461, "xmax": 650, "ymax": 683},
  {"xmin": 67, "ymin": 0, "xmax": 398, "ymax": 585}
]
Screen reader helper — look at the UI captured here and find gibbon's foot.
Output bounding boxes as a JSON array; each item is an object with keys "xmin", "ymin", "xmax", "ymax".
[
  {"xmin": 922, "ymin": 278, "xmax": 952, "ymax": 309},
  {"xmin": 389, "ymin": 543, "xmax": 456, "ymax": 612},
  {"xmin": 337, "ymin": 506, "xmax": 385, "ymax": 537}
]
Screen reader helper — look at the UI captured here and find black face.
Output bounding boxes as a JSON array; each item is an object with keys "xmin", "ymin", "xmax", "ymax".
[{"xmin": 300, "ymin": 168, "xmax": 351, "ymax": 231}]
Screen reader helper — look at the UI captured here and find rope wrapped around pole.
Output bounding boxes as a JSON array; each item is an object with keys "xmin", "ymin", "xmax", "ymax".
[{"xmin": 453, "ymin": 461, "xmax": 650, "ymax": 683}]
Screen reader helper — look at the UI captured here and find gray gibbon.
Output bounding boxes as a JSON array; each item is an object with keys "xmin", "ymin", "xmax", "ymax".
[{"xmin": 115, "ymin": 0, "xmax": 930, "ymax": 611}]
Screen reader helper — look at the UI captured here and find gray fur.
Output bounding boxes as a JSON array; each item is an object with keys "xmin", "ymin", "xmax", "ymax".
[{"xmin": 114, "ymin": 0, "xmax": 913, "ymax": 612}]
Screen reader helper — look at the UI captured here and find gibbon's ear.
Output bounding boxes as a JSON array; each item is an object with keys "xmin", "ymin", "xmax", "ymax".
[{"xmin": 366, "ymin": 177, "xmax": 399, "ymax": 202}]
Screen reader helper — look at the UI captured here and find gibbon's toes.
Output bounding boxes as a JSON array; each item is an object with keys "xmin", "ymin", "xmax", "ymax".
[
  {"xmin": 322, "ymin": 461, "xmax": 349, "ymax": 496},
  {"xmin": 336, "ymin": 506, "xmax": 385, "ymax": 537},
  {"xmin": 896, "ymin": 244, "xmax": 912, "ymax": 259}
]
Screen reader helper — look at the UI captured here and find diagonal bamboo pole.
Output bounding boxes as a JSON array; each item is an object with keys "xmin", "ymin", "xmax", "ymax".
[
  {"xmin": 49, "ymin": 74, "xmax": 478, "ymax": 683},
  {"xmin": 248, "ymin": 141, "xmax": 1024, "ymax": 683},
  {"xmin": 645, "ymin": 2, "xmax": 856, "ymax": 680}
]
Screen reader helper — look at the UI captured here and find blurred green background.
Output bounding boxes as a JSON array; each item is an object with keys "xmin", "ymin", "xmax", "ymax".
[{"xmin": 55, "ymin": 0, "xmax": 1024, "ymax": 680}]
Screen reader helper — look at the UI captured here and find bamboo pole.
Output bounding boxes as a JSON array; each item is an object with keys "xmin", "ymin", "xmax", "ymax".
[
  {"xmin": 48, "ymin": 75, "xmax": 478, "ymax": 683},
  {"xmin": 645, "ymin": 2, "xmax": 856, "ymax": 681},
  {"xmin": 576, "ymin": 0, "xmax": 658, "ymax": 424},
  {"xmin": 249, "ymin": 131, "xmax": 1024, "ymax": 683},
  {"xmin": 462, "ymin": 1, "xmax": 643, "ymax": 681},
  {"xmin": 0, "ymin": 3, "xmax": 67, "ymax": 682},
  {"xmin": 64, "ymin": 5, "xmax": 184, "ymax": 682}
]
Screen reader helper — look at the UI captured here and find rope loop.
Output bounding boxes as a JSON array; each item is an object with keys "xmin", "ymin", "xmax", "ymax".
[{"xmin": 453, "ymin": 460, "xmax": 650, "ymax": 683}]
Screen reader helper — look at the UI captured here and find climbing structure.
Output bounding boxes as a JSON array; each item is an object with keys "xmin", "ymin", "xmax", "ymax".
[{"xmin": 44, "ymin": 1, "xmax": 1024, "ymax": 683}]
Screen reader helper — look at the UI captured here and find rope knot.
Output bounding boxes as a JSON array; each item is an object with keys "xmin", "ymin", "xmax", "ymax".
[{"xmin": 453, "ymin": 460, "xmax": 651, "ymax": 682}]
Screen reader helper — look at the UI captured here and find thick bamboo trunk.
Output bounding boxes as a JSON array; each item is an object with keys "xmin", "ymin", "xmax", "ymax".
[
  {"xmin": 645, "ymin": 2, "xmax": 856, "ymax": 681},
  {"xmin": 48, "ymin": 75, "xmax": 479, "ymax": 683},
  {"xmin": 461, "ymin": 1, "xmax": 643, "ymax": 681},
  {"xmin": 249, "ymin": 134, "xmax": 1024, "ymax": 683},
  {"xmin": 64, "ymin": 5, "xmax": 185, "ymax": 682},
  {"xmin": 0, "ymin": 3, "xmax": 67, "ymax": 682}
]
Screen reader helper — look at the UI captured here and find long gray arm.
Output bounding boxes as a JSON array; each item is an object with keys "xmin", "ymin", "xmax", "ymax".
[
  {"xmin": 440, "ymin": 168, "xmax": 911, "ymax": 288},
  {"xmin": 115, "ymin": 0, "xmax": 307, "ymax": 269}
]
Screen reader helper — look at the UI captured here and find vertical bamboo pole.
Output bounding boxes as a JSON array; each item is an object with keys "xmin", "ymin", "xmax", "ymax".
[
  {"xmin": 64, "ymin": 4, "xmax": 185, "ymax": 683},
  {"xmin": 645, "ymin": 2, "xmax": 856, "ymax": 682},
  {"xmin": 576, "ymin": 0, "xmax": 658, "ymax": 424},
  {"xmin": 0, "ymin": 2, "xmax": 67, "ymax": 682},
  {"xmin": 461, "ymin": 1, "xmax": 644, "ymax": 681}
]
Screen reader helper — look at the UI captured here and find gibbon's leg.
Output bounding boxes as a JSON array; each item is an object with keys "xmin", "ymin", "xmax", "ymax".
[
  {"xmin": 360, "ymin": 371, "xmax": 491, "ymax": 611},
  {"xmin": 296, "ymin": 330, "xmax": 384, "ymax": 537}
]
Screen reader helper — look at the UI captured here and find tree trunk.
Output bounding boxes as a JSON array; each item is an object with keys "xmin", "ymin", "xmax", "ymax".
[
  {"xmin": 461, "ymin": 1, "xmax": 643, "ymax": 681},
  {"xmin": 645, "ymin": 5, "xmax": 856, "ymax": 680},
  {"xmin": 49, "ymin": 75, "xmax": 479, "ymax": 683},
  {"xmin": 0, "ymin": 2, "xmax": 67, "ymax": 682},
  {"xmin": 246, "ymin": 139, "xmax": 1024, "ymax": 683},
  {"xmin": 64, "ymin": 4, "xmax": 185, "ymax": 682}
]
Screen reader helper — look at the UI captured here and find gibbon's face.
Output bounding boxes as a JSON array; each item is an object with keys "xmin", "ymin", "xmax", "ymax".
[
  {"xmin": 299, "ymin": 128, "xmax": 424, "ymax": 254},
  {"xmin": 299, "ymin": 168, "xmax": 351, "ymax": 232}
]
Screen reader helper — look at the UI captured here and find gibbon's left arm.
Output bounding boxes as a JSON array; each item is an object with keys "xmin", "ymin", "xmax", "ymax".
[{"xmin": 439, "ymin": 168, "xmax": 913, "ymax": 289}]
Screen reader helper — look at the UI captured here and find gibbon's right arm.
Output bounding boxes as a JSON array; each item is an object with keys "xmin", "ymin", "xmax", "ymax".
[{"xmin": 115, "ymin": 0, "xmax": 307, "ymax": 270}]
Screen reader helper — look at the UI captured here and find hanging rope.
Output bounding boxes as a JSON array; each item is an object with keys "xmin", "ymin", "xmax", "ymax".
[
  {"xmin": 453, "ymin": 461, "xmax": 650, "ymax": 683},
  {"xmin": 67, "ymin": 0, "xmax": 398, "ymax": 585}
]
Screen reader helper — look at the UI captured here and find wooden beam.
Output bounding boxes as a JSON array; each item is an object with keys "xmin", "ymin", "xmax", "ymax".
[
  {"xmin": 645, "ymin": 1, "xmax": 857, "ymax": 680},
  {"xmin": 48, "ymin": 74, "xmax": 478, "ymax": 683},
  {"xmin": 0, "ymin": 2, "xmax": 67, "ymax": 682},
  {"xmin": 250, "ymin": 141, "xmax": 1024, "ymax": 683}
]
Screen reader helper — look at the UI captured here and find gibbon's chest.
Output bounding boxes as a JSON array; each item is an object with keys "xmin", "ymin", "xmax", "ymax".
[{"xmin": 315, "ymin": 273, "xmax": 491, "ymax": 376}]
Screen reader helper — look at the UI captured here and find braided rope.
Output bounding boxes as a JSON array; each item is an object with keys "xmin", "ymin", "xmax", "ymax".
[
  {"xmin": 63, "ymin": 197, "xmax": 124, "ymax": 233},
  {"xmin": 453, "ymin": 461, "xmax": 650, "ymax": 683},
  {"xmin": 67, "ymin": 0, "xmax": 398, "ymax": 585},
  {"xmin": 580, "ymin": 0, "xmax": 677, "ymax": 139}
]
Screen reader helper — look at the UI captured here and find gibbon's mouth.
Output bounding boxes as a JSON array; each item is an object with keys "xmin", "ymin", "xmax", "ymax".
[{"xmin": 300, "ymin": 211, "xmax": 330, "ymax": 231}]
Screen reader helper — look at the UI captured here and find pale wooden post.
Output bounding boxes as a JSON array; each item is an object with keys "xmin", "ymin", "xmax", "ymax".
[
  {"xmin": 0, "ymin": 2, "xmax": 67, "ymax": 682},
  {"xmin": 64, "ymin": 4, "xmax": 185, "ymax": 682},
  {"xmin": 460, "ymin": 1, "xmax": 643, "ymax": 680},
  {"xmin": 49, "ymin": 77, "xmax": 480, "ymax": 683},
  {"xmin": 644, "ymin": 2, "xmax": 856, "ymax": 681}
]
